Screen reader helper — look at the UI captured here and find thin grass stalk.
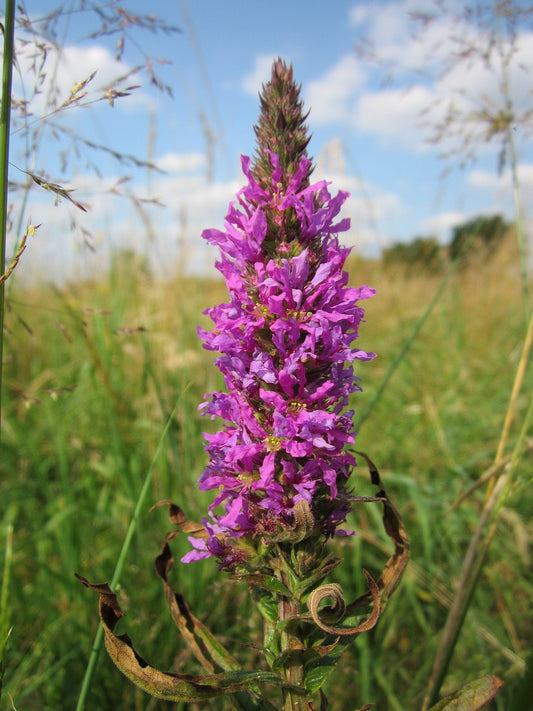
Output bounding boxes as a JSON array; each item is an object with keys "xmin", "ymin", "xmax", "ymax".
[
  {"xmin": 75, "ymin": 396, "xmax": 183, "ymax": 711},
  {"xmin": 491, "ymin": 313, "xmax": 533, "ymax": 490},
  {"xmin": 507, "ymin": 123, "xmax": 531, "ymax": 327},
  {"xmin": 0, "ymin": 0, "xmax": 15, "ymax": 440},
  {"xmin": 0, "ymin": 523, "xmax": 13, "ymax": 645},
  {"xmin": 496, "ymin": 14, "xmax": 532, "ymax": 329},
  {"xmin": 422, "ymin": 313, "xmax": 533, "ymax": 710}
]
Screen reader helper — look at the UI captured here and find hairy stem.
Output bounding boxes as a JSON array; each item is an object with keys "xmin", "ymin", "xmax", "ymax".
[
  {"xmin": 275, "ymin": 563, "xmax": 311, "ymax": 711},
  {"xmin": 278, "ymin": 592, "xmax": 307, "ymax": 710}
]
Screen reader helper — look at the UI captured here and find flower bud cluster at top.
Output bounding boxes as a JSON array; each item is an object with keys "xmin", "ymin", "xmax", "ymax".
[{"xmin": 183, "ymin": 59, "xmax": 375, "ymax": 571}]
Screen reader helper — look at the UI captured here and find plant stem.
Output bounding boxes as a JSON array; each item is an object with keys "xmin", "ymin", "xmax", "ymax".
[
  {"xmin": 497, "ymin": 16, "xmax": 531, "ymax": 328},
  {"xmin": 0, "ymin": 0, "xmax": 15, "ymax": 441},
  {"xmin": 0, "ymin": 516, "xmax": 14, "ymax": 701},
  {"xmin": 275, "ymin": 565, "xmax": 310, "ymax": 711},
  {"xmin": 279, "ymin": 597, "xmax": 304, "ymax": 710},
  {"xmin": 506, "ymin": 119, "xmax": 531, "ymax": 327}
]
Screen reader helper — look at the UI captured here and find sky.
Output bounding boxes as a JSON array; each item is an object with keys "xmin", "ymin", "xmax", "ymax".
[{"xmin": 7, "ymin": 0, "xmax": 533, "ymax": 282}]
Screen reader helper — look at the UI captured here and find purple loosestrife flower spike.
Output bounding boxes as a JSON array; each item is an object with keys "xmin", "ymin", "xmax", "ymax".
[
  {"xmin": 184, "ymin": 59, "xmax": 376, "ymax": 573},
  {"xmin": 252, "ymin": 57, "xmax": 312, "ymax": 193},
  {"xmin": 80, "ymin": 59, "xmax": 411, "ymax": 711}
]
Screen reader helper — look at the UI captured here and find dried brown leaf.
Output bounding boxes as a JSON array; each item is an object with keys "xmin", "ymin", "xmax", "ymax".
[
  {"xmin": 76, "ymin": 575, "xmax": 290, "ymax": 702},
  {"xmin": 428, "ymin": 674, "xmax": 503, "ymax": 710},
  {"xmin": 306, "ymin": 570, "xmax": 381, "ymax": 636},
  {"xmin": 351, "ymin": 451, "xmax": 410, "ymax": 608}
]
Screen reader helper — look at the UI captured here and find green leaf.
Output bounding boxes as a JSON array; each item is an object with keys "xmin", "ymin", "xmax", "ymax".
[
  {"xmin": 241, "ymin": 573, "xmax": 292, "ymax": 597},
  {"xmin": 303, "ymin": 645, "xmax": 345, "ymax": 695},
  {"xmin": 262, "ymin": 623, "xmax": 280, "ymax": 669},
  {"xmin": 253, "ymin": 586, "xmax": 279, "ymax": 623},
  {"xmin": 428, "ymin": 674, "xmax": 502, "ymax": 711},
  {"xmin": 294, "ymin": 555, "xmax": 340, "ymax": 598}
]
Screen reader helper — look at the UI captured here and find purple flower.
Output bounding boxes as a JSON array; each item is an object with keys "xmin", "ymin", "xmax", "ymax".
[{"xmin": 183, "ymin": 151, "xmax": 375, "ymax": 570}]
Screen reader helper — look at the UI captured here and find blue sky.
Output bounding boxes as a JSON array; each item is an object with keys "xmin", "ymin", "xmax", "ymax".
[{"xmin": 8, "ymin": 0, "xmax": 533, "ymax": 280}]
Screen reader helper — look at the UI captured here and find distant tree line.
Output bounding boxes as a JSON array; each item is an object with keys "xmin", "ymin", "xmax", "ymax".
[{"xmin": 382, "ymin": 214, "xmax": 510, "ymax": 272}]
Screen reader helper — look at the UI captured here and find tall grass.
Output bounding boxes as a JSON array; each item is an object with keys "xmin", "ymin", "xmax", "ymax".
[{"xmin": 1, "ymin": 233, "xmax": 531, "ymax": 709}]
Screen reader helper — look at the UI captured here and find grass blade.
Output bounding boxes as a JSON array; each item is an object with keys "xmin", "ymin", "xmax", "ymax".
[
  {"xmin": 75, "ymin": 395, "xmax": 183, "ymax": 711},
  {"xmin": 354, "ymin": 236, "xmax": 474, "ymax": 432}
]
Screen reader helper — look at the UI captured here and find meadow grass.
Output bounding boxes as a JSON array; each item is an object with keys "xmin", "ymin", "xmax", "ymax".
[{"xmin": 0, "ymin": 232, "xmax": 531, "ymax": 710}]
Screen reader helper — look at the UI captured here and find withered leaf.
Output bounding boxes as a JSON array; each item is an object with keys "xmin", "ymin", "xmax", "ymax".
[
  {"xmin": 351, "ymin": 451, "xmax": 410, "ymax": 609},
  {"xmin": 306, "ymin": 570, "xmax": 381, "ymax": 637},
  {"xmin": 428, "ymin": 674, "xmax": 502, "ymax": 710},
  {"xmin": 154, "ymin": 540, "xmax": 241, "ymax": 674},
  {"xmin": 76, "ymin": 575, "xmax": 291, "ymax": 702},
  {"xmin": 151, "ymin": 500, "xmax": 206, "ymax": 536}
]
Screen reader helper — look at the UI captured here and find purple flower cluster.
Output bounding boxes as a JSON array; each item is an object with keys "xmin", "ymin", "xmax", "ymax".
[{"xmin": 183, "ymin": 152, "xmax": 375, "ymax": 568}]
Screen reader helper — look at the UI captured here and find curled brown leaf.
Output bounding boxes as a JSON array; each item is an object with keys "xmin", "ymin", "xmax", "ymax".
[{"xmin": 306, "ymin": 570, "xmax": 381, "ymax": 636}]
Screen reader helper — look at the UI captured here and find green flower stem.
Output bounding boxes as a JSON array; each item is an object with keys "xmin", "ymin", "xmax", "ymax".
[
  {"xmin": 0, "ymin": 0, "xmax": 15, "ymax": 440},
  {"xmin": 278, "ymin": 582, "xmax": 307, "ymax": 711},
  {"xmin": 0, "ymin": 515, "xmax": 14, "ymax": 695},
  {"xmin": 272, "ymin": 553, "xmax": 313, "ymax": 711},
  {"xmin": 498, "ymin": 21, "xmax": 532, "ymax": 327}
]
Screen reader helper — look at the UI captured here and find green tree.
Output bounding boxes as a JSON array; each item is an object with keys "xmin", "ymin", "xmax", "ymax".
[
  {"xmin": 383, "ymin": 235, "xmax": 444, "ymax": 274},
  {"xmin": 449, "ymin": 213, "xmax": 509, "ymax": 261}
]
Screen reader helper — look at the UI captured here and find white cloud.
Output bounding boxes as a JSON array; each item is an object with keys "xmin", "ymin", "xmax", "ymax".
[
  {"xmin": 14, "ymin": 149, "xmax": 408, "ymax": 282},
  {"xmin": 354, "ymin": 85, "xmax": 434, "ymax": 147},
  {"xmin": 468, "ymin": 164, "xmax": 533, "ymax": 200},
  {"xmin": 309, "ymin": 153, "xmax": 407, "ymax": 254},
  {"xmin": 242, "ymin": 54, "xmax": 279, "ymax": 97},
  {"xmin": 356, "ymin": 2, "xmax": 412, "ymax": 45},
  {"xmin": 514, "ymin": 164, "xmax": 533, "ymax": 188},
  {"xmin": 305, "ymin": 54, "xmax": 364, "ymax": 125},
  {"xmin": 156, "ymin": 152, "xmax": 206, "ymax": 173},
  {"xmin": 467, "ymin": 170, "xmax": 506, "ymax": 191},
  {"xmin": 349, "ymin": 1, "xmax": 466, "ymax": 73},
  {"xmin": 420, "ymin": 211, "xmax": 466, "ymax": 242},
  {"xmin": 348, "ymin": 6, "xmax": 371, "ymax": 28},
  {"xmin": 330, "ymin": 3, "xmax": 533, "ymax": 157},
  {"xmin": 13, "ymin": 161, "xmax": 242, "ymax": 283}
]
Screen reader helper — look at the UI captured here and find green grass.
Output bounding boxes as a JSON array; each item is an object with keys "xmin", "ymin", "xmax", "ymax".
[{"xmin": 0, "ymin": 237, "xmax": 531, "ymax": 710}]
